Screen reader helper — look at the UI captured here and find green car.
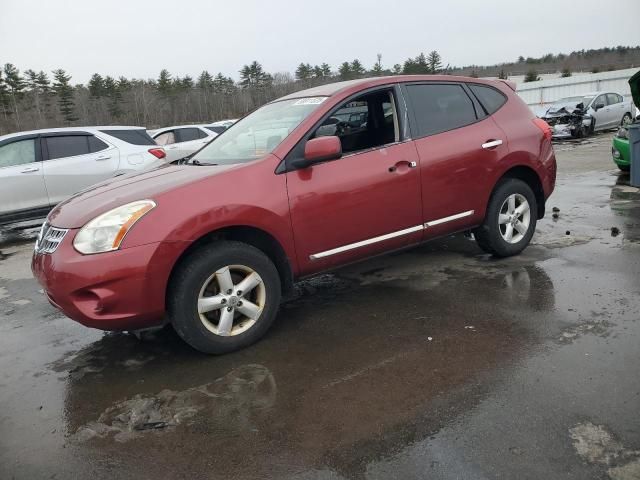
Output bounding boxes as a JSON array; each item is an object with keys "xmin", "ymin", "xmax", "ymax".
[
  {"xmin": 612, "ymin": 70, "xmax": 640, "ymax": 171},
  {"xmin": 613, "ymin": 129, "xmax": 631, "ymax": 171}
]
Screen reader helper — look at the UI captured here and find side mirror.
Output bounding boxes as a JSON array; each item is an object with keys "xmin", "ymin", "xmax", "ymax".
[
  {"xmin": 594, "ymin": 103, "xmax": 605, "ymax": 111},
  {"xmin": 291, "ymin": 136, "xmax": 342, "ymax": 169}
]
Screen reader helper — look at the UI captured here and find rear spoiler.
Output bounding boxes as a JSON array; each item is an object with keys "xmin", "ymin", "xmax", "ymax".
[{"xmin": 499, "ymin": 79, "xmax": 517, "ymax": 91}]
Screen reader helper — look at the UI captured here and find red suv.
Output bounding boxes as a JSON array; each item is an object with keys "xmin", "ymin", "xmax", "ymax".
[{"xmin": 32, "ymin": 76, "xmax": 556, "ymax": 354}]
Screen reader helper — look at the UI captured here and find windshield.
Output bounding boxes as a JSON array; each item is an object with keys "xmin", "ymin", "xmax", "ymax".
[
  {"xmin": 191, "ymin": 97, "xmax": 327, "ymax": 165},
  {"xmin": 553, "ymin": 96, "xmax": 595, "ymax": 108}
]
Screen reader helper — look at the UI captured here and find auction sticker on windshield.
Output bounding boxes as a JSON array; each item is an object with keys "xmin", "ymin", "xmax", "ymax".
[{"xmin": 293, "ymin": 97, "xmax": 327, "ymax": 106}]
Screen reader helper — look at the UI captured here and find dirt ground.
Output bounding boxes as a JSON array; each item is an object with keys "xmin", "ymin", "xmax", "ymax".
[{"xmin": 1, "ymin": 131, "xmax": 639, "ymax": 480}]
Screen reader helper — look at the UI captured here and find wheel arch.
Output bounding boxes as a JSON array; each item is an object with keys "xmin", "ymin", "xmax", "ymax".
[
  {"xmin": 494, "ymin": 165, "xmax": 546, "ymax": 219},
  {"xmin": 166, "ymin": 225, "xmax": 295, "ymax": 309}
]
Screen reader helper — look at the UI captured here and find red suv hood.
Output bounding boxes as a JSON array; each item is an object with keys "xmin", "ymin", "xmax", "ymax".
[{"xmin": 48, "ymin": 164, "xmax": 236, "ymax": 228}]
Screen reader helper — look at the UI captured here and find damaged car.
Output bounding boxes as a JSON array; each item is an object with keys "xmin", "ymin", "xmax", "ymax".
[
  {"xmin": 612, "ymin": 70, "xmax": 640, "ymax": 171},
  {"xmin": 540, "ymin": 97, "xmax": 591, "ymax": 139}
]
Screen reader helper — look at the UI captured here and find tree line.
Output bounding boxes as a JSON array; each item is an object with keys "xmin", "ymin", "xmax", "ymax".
[
  {"xmin": 0, "ymin": 51, "xmax": 445, "ymax": 135},
  {"xmin": 455, "ymin": 45, "xmax": 640, "ymax": 81}
]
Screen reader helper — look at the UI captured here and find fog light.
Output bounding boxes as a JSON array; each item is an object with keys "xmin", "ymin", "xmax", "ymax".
[{"xmin": 612, "ymin": 148, "xmax": 621, "ymax": 159}]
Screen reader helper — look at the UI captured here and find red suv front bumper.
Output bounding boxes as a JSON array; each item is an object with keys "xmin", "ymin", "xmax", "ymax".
[{"xmin": 32, "ymin": 231, "xmax": 182, "ymax": 331}]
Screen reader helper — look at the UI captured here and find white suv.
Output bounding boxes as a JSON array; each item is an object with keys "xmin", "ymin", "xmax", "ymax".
[
  {"xmin": 150, "ymin": 120, "xmax": 238, "ymax": 162},
  {"xmin": 150, "ymin": 125, "xmax": 216, "ymax": 163},
  {"xmin": 0, "ymin": 126, "xmax": 166, "ymax": 226}
]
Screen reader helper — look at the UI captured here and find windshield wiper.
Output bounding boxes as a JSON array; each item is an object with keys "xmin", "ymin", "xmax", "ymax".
[{"xmin": 190, "ymin": 159, "xmax": 218, "ymax": 166}]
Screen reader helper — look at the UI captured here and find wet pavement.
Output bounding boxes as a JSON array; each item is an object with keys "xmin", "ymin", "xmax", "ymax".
[{"xmin": 1, "ymin": 132, "xmax": 639, "ymax": 479}]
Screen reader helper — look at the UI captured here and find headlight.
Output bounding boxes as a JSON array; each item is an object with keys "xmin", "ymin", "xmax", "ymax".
[
  {"xmin": 616, "ymin": 127, "xmax": 628, "ymax": 139},
  {"xmin": 73, "ymin": 200, "xmax": 156, "ymax": 254}
]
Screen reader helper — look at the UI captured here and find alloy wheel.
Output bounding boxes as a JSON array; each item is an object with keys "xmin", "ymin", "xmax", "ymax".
[
  {"xmin": 498, "ymin": 193, "xmax": 531, "ymax": 244},
  {"xmin": 197, "ymin": 265, "xmax": 266, "ymax": 336}
]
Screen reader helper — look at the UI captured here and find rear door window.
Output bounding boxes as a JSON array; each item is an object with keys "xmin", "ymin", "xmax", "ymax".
[
  {"xmin": 606, "ymin": 93, "xmax": 621, "ymax": 105},
  {"xmin": 175, "ymin": 128, "xmax": 201, "ymax": 142},
  {"xmin": 0, "ymin": 138, "xmax": 36, "ymax": 168},
  {"xmin": 469, "ymin": 84, "xmax": 507, "ymax": 115},
  {"xmin": 405, "ymin": 84, "xmax": 477, "ymax": 137},
  {"xmin": 101, "ymin": 129, "xmax": 156, "ymax": 145},
  {"xmin": 196, "ymin": 129, "xmax": 209, "ymax": 139},
  {"xmin": 45, "ymin": 135, "xmax": 90, "ymax": 160}
]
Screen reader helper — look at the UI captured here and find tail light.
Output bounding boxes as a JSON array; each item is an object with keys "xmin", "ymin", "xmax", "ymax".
[
  {"xmin": 148, "ymin": 148, "xmax": 166, "ymax": 159},
  {"xmin": 533, "ymin": 118, "xmax": 552, "ymax": 141}
]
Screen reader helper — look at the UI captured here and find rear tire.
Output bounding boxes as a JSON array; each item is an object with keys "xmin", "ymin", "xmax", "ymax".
[
  {"xmin": 474, "ymin": 179, "xmax": 538, "ymax": 257},
  {"xmin": 168, "ymin": 241, "xmax": 281, "ymax": 354},
  {"xmin": 621, "ymin": 113, "xmax": 632, "ymax": 126}
]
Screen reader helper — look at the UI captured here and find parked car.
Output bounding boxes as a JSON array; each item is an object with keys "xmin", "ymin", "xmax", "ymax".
[
  {"xmin": 0, "ymin": 127, "xmax": 165, "ymax": 226},
  {"xmin": 204, "ymin": 119, "xmax": 238, "ymax": 135},
  {"xmin": 150, "ymin": 121, "xmax": 239, "ymax": 163},
  {"xmin": 541, "ymin": 91, "xmax": 634, "ymax": 139},
  {"xmin": 150, "ymin": 125, "xmax": 216, "ymax": 163},
  {"xmin": 32, "ymin": 76, "xmax": 556, "ymax": 354},
  {"xmin": 611, "ymin": 71, "xmax": 640, "ymax": 171}
]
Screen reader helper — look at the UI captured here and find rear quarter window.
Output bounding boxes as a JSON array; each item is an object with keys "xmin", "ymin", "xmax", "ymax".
[
  {"xmin": 88, "ymin": 135, "xmax": 109, "ymax": 153},
  {"xmin": 469, "ymin": 84, "xmax": 507, "ymax": 115},
  {"xmin": 101, "ymin": 129, "xmax": 156, "ymax": 145},
  {"xmin": 405, "ymin": 83, "xmax": 477, "ymax": 137}
]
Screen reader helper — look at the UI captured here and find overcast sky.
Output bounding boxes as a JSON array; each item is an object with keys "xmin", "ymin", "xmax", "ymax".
[{"xmin": 2, "ymin": 0, "xmax": 639, "ymax": 84}]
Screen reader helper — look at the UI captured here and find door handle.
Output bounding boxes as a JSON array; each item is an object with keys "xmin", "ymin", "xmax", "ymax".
[
  {"xmin": 482, "ymin": 139, "xmax": 503, "ymax": 149},
  {"xmin": 388, "ymin": 160, "xmax": 417, "ymax": 173},
  {"xmin": 96, "ymin": 155, "xmax": 111, "ymax": 161},
  {"xmin": 21, "ymin": 167, "xmax": 39, "ymax": 173}
]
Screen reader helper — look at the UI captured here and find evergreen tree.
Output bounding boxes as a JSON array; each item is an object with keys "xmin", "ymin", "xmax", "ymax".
[
  {"xmin": 52, "ymin": 69, "xmax": 77, "ymax": 123},
  {"xmin": 498, "ymin": 68, "xmax": 507, "ymax": 80},
  {"xmin": 338, "ymin": 62, "xmax": 352, "ymax": 80},
  {"xmin": 157, "ymin": 69, "xmax": 173, "ymax": 96},
  {"xmin": 320, "ymin": 63, "xmax": 332, "ymax": 77},
  {"xmin": 239, "ymin": 61, "xmax": 272, "ymax": 89},
  {"xmin": 213, "ymin": 73, "xmax": 235, "ymax": 95},
  {"xmin": 197, "ymin": 70, "xmax": 214, "ymax": 89},
  {"xmin": 561, "ymin": 67, "xmax": 572, "ymax": 78},
  {"xmin": 103, "ymin": 76, "xmax": 123, "ymax": 118},
  {"xmin": 0, "ymin": 70, "xmax": 12, "ymax": 124},
  {"xmin": 88, "ymin": 73, "xmax": 105, "ymax": 98},
  {"xmin": 350, "ymin": 59, "xmax": 366, "ymax": 77},
  {"xmin": 4, "ymin": 63, "xmax": 25, "ymax": 128},
  {"xmin": 295, "ymin": 63, "xmax": 313, "ymax": 81},
  {"xmin": 427, "ymin": 50, "xmax": 442, "ymax": 73},
  {"xmin": 524, "ymin": 68, "xmax": 540, "ymax": 82}
]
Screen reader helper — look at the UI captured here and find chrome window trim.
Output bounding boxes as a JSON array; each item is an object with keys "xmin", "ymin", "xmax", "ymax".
[{"xmin": 309, "ymin": 210, "xmax": 475, "ymax": 260}]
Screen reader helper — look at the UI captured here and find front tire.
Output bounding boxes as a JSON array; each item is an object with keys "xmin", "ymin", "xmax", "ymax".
[
  {"xmin": 474, "ymin": 179, "xmax": 538, "ymax": 257},
  {"xmin": 168, "ymin": 241, "xmax": 281, "ymax": 354}
]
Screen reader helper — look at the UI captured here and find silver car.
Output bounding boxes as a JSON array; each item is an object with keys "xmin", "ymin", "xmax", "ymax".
[{"xmin": 0, "ymin": 126, "xmax": 166, "ymax": 225}]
